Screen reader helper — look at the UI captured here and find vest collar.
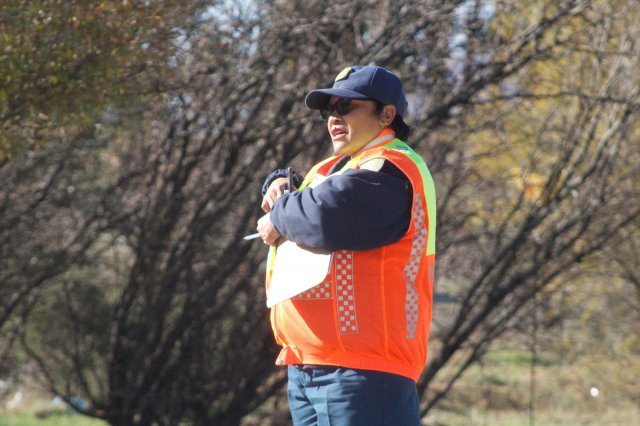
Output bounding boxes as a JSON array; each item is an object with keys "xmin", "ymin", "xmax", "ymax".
[{"xmin": 353, "ymin": 128, "xmax": 396, "ymax": 156}]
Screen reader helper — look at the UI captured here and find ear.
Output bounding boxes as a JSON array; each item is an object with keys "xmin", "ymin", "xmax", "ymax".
[{"xmin": 379, "ymin": 105, "xmax": 396, "ymax": 127}]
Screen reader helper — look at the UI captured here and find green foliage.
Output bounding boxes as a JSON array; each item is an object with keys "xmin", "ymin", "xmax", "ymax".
[
  {"xmin": 0, "ymin": 0, "xmax": 185, "ymax": 162},
  {"xmin": 0, "ymin": 407, "xmax": 107, "ymax": 426},
  {"xmin": 485, "ymin": 350, "xmax": 554, "ymax": 367}
]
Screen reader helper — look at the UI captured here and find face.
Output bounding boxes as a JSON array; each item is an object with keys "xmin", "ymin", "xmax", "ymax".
[{"xmin": 325, "ymin": 96, "xmax": 383, "ymax": 155}]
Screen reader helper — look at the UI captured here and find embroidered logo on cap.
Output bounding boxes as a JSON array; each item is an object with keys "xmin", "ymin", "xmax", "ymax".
[{"xmin": 335, "ymin": 67, "xmax": 353, "ymax": 82}]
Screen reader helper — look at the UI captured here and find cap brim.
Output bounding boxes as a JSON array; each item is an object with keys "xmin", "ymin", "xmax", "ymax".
[{"xmin": 305, "ymin": 88, "xmax": 370, "ymax": 110}]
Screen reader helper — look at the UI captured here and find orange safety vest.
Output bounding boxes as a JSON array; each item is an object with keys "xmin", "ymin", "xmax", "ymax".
[{"xmin": 267, "ymin": 131, "xmax": 436, "ymax": 382}]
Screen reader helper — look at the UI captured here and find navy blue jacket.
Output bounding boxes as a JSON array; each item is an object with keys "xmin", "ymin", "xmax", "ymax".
[{"xmin": 266, "ymin": 159, "xmax": 412, "ymax": 251}]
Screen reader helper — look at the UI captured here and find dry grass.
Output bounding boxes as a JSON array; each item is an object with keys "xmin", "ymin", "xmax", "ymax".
[{"xmin": 425, "ymin": 349, "xmax": 640, "ymax": 426}]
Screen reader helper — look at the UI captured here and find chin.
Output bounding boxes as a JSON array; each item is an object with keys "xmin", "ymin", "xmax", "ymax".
[{"xmin": 331, "ymin": 141, "xmax": 347, "ymax": 154}]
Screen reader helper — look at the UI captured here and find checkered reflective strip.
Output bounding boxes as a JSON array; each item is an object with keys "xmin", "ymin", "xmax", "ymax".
[
  {"xmin": 404, "ymin": 194, "xmax": 428, "ymax": 339},
  {"xmin": 335, "ymin": 250, "xmax": 358, "ymax": 334},
  {"xmin": 297, "ymin": 281, "xmax": 333, "ymax": 300}
]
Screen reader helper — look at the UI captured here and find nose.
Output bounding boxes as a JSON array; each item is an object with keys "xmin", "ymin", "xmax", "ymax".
[{"xmin": 328, "ymin": 114, "xmax": 343, "ymax": 124}]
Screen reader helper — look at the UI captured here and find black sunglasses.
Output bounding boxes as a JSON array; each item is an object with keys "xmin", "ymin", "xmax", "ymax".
[{"xmin": 319, "ymin": 99, "xmax": 362, "ymax": 119}]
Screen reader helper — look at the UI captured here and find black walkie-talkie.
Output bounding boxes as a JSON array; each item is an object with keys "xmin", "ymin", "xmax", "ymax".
[{"xmin": 285, "ymin": 166, "xmax": 296, "ymax": 194}]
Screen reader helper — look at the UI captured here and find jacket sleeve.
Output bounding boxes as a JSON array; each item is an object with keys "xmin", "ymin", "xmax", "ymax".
[{"xmin": 269, "ymin": 161, "xmax": 412, "ymax": 251}]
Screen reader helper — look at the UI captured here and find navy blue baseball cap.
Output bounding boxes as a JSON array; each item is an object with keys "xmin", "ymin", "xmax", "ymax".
[{"xmin": 305, "ymin": 65, "xmax": 409, "ymax": 118}]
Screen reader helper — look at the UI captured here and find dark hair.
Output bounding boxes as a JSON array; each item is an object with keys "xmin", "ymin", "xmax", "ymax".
[{"xmin": 374, "ymin": 101, "xmax": 411, "ymax": 141}]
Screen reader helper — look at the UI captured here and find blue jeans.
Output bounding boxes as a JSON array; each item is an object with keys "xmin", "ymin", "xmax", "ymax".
[{"xmin": 287, "ymin": 365, "xmax": 421, "ymax": 426}]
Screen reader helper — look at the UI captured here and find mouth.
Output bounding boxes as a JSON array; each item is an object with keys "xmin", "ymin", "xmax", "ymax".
[{"xmin": 330, "ymin": 127, "xmax": 347, "ymax": 137}]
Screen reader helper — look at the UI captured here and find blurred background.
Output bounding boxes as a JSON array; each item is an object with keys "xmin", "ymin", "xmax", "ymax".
[{"xmin": 1, "ymin": 1, "xmax": 638, "ymax": 425}]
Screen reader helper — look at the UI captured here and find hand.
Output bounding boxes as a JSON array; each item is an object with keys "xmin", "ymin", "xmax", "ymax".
[
  {"xmin": 261, "ymin": 177, "xmax": 289, "ymax": 213},
  {"xmin": 256, "ymin": 213, "xmax": 284, "ymax": 246}
]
